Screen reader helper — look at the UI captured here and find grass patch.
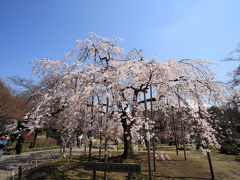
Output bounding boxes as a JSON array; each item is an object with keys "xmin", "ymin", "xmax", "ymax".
[
  {"xmin": 4, "ymin": 137, "xmax": 60, "ymax": 155},
  {"xmin": 22, "ymin": 148, "xmax": 240, "ymax": 180}
]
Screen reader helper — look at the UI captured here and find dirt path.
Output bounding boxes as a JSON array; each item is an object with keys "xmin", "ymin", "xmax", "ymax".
[{"xmin": 0, "ymin": 147, "xmax": 93, "ymax": 180}]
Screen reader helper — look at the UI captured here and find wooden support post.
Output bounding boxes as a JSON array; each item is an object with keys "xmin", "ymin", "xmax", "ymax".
[
  {"xmin": 5, "ymin": 146, "xmax": 8, "ymax": 164},
  {"xmin": 177, "ymin": 94, "xmax": 186, "ymax": 161},
  {"xmin": 88, "ymin": 95, "xmax": 94, "ymax": 162},
  {"xmin": 180, "ymin": 118, "xmax": 187, "ymax": 160},
  {"xmin": 18, "ymin": 165, "xmax": 22, "ymax": 180},
  {"xmin": 150, "ymin": 85, "xmax": 156, "ymax": 172},
  {"xmin": 207, "ymin": 151, "xmax": 215, "ymax": 179},
  {"xmin": 70, "ymin": 147, "xmax": 72, "ymax": 158},
  {"xmin": 144, "ymin": 89, "xmax": 152, "ymax": 180},
  {"xmin": 153, "ymin": 139, "xmax": 156, "ymax": 172},
  {"xmin": 117, "ymin": 141, "xmax": 119, "ymax": 151},
  {"xmin": 63, "ymin": 145, "xmax": 66, "ymax": 156},
  {"xmin": 104, "ymin": 137, "xmax": 108, "ymax": 180},
  {"xmin": 93, "ymin": 170, "xmax": 96, "ymax": 180},
  {"xmin": 60, "ymin": 146, "xmax": 63, "ymax": 155},
  {"xmin": 99, "ymin": 131, "xmax": 102, "ymax": 161},
  {"xmin": 182, "ymin": 135, "xmax": 187, "ymax": 160},
  {"xmin": 127, "ymin": 172, "xmax": 132, "ymax": 180},
  {"xmin": 11, "ymin": 170, "xmax": 15, "ymax": 179},
  {"xmin": 104, "ymin": 138, "xmax": 108, "ymax": 161},
  {"xmin": 99, "ymin": 115, "xmax": 103, "ymax": 161},
  {"xmin": 147, "ymin": 141, "xmax": 152, "ymax": 178},
  {"xmin": 88, "ymin": 140, "xmax": 92, "ymax": 161},
  {"xmin": 104, "ymin": 96, "xmax": 109, "ymax": 180},
  {"xmin": 171, "ymin": 106, "xmax": 179, "ymax": 156},
  {"xmin": 84, "ymin": 145, "xmax": 87, "ymax": 155}
]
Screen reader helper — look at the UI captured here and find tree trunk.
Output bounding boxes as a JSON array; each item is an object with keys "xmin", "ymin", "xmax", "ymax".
[{"xmin": 121, "ymin": 116, "xmax": 134, "ymax": 159}]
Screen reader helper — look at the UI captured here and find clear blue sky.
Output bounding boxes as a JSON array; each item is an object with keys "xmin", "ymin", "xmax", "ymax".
[{"xmin": 0, "ymin": 0, "xmax": 240, "ymax": 84}]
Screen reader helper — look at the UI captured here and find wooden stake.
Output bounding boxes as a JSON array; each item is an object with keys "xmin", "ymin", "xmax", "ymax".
[
  {"xmin": 104, "ymin": 137, "xmax": 108, "ymax": 180},
  {"xmin": 144, "ymin": 89, "xmax": 152, "ymax": 180},
  {"xmin": 18, "ymin": 165, "xmax": 22, "ymax": 180},
  {"xmin": 84, "ymin": 145, "xmax": 87, "ymax": 155},
  {"xmin": 99, "ymin": 115, "xmax": 103, "ymax": 161},
  {"xmin": 88, "ymin": 140, "xmax": 92, "ymax": 161},
  {"xmin": 116, "ymin": 140, "xmax": 119, "ymax": 151},
  {"xmin": 69, "ymin": 147, "xmax": 72, "ymax": 158},
  {"xmin": 180, "ymin": 118, "xmax": 187, "ymax": 161},
  {"xmin": 104, "ymin": 97, "xmax": 109, "ymax": 180},
  {"xmin": 171, "ymin": 106, "xmax": 179, "ymax": 156},
  {"xmin": 127, "ymin": 172, "xmax": 132, "ymax": 180},
  {"xmin": 99, "ymin": 131, "xmax": 102, "ymax": 161},
  {"xmin": 207, "ymin": 151, "xmax": 215, "ymax": 179},
  {"xmin": 177, "ymin": 95, "xmax": 186, "ymax": 160},
  {"xmin": 152, "ymin": 138, "xmax": 156, "ymax": 172},
  {"xmin": 93, "ymin": 170, "xmax": 96, "ymax": 180},
  {"xmin": 89, "ymin": 96, "xmax": 94, "ymax": 161},
  {"xmin": 150, "ymin": 85, "xmax": 156, "ymax": 172}
]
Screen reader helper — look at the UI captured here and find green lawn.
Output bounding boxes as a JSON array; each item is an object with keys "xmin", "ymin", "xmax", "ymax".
[
  {"xmin": 4, "ymin": 136, "xmax": 59, "ymax": 155},
  {"xmin": 22, "ymin": 147, "xmax": 240, "ymax": 180}
]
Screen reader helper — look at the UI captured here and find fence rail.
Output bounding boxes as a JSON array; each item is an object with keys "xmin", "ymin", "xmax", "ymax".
[{"xmin": 7, "ymin": 151, "xmax": 61, "ymax": 180}]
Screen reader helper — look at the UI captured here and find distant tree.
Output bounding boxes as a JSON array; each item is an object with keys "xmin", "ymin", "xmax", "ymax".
[
  {"xmin": 223, "ymin": 44, "xmax": 240, "ymax": 135},
  {"xmin": 0, "ymin": 78, "xmax": 27, "ymax": 132},
  {"xmin": 225, "ymin": 43, "xmax": 240, "ymax": 86},
  {"xmin": 8, "ymin": 76, "xmax": 43, "ymax": 111},
  {"xmin": 224, "ymin": 94, "xmax": 240, "ymax": 135},
  {"xmin": 8, "ymin": 76, "xmax": 40, "ymax": 95}
]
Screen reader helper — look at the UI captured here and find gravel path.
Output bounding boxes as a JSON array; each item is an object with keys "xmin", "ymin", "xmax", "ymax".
[{"xmin": 0, "ymin": 147, "xmax": 92, "ymax": 180}]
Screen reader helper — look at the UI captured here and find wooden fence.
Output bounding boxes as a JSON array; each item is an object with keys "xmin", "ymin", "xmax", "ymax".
[{"xmin": 7, "ymin": 151, "xmax": 61, "ymax": 180}]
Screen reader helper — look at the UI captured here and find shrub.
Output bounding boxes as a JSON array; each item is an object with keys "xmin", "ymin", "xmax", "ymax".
[
  {"xmin": 46, "ymin": 130, "xmax": 61, "ymax": 145},
  {"xmin": 220, "ymin": 142, "xmax": 240, "ymax": 155}
]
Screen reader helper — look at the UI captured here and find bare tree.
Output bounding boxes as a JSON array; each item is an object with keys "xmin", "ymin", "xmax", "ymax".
[
  {"xmin": 0, "ymin": 78, "xmax": 27, "ymax": 131},
  {"xmin": 224, "ymin": 43, "xmax": 240, "ymax": 86}
]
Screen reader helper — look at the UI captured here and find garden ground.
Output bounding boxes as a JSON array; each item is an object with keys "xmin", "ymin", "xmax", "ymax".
[
  {"xmin": 0, "ymin": 147, "xmax": 98, "ymax": 180},
  {"xmin": 22, "ymin": 147, "xmax": 240, "ymax": 180}
]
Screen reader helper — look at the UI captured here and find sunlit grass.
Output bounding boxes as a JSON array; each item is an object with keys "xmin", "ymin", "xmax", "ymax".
[
  {"xmin": 23, "ymin": 146, "xmax": 240, "ymax": 180},
  {"xmin": 4, "ymin": 137, "xmax": 59, "ymax": 155}
]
